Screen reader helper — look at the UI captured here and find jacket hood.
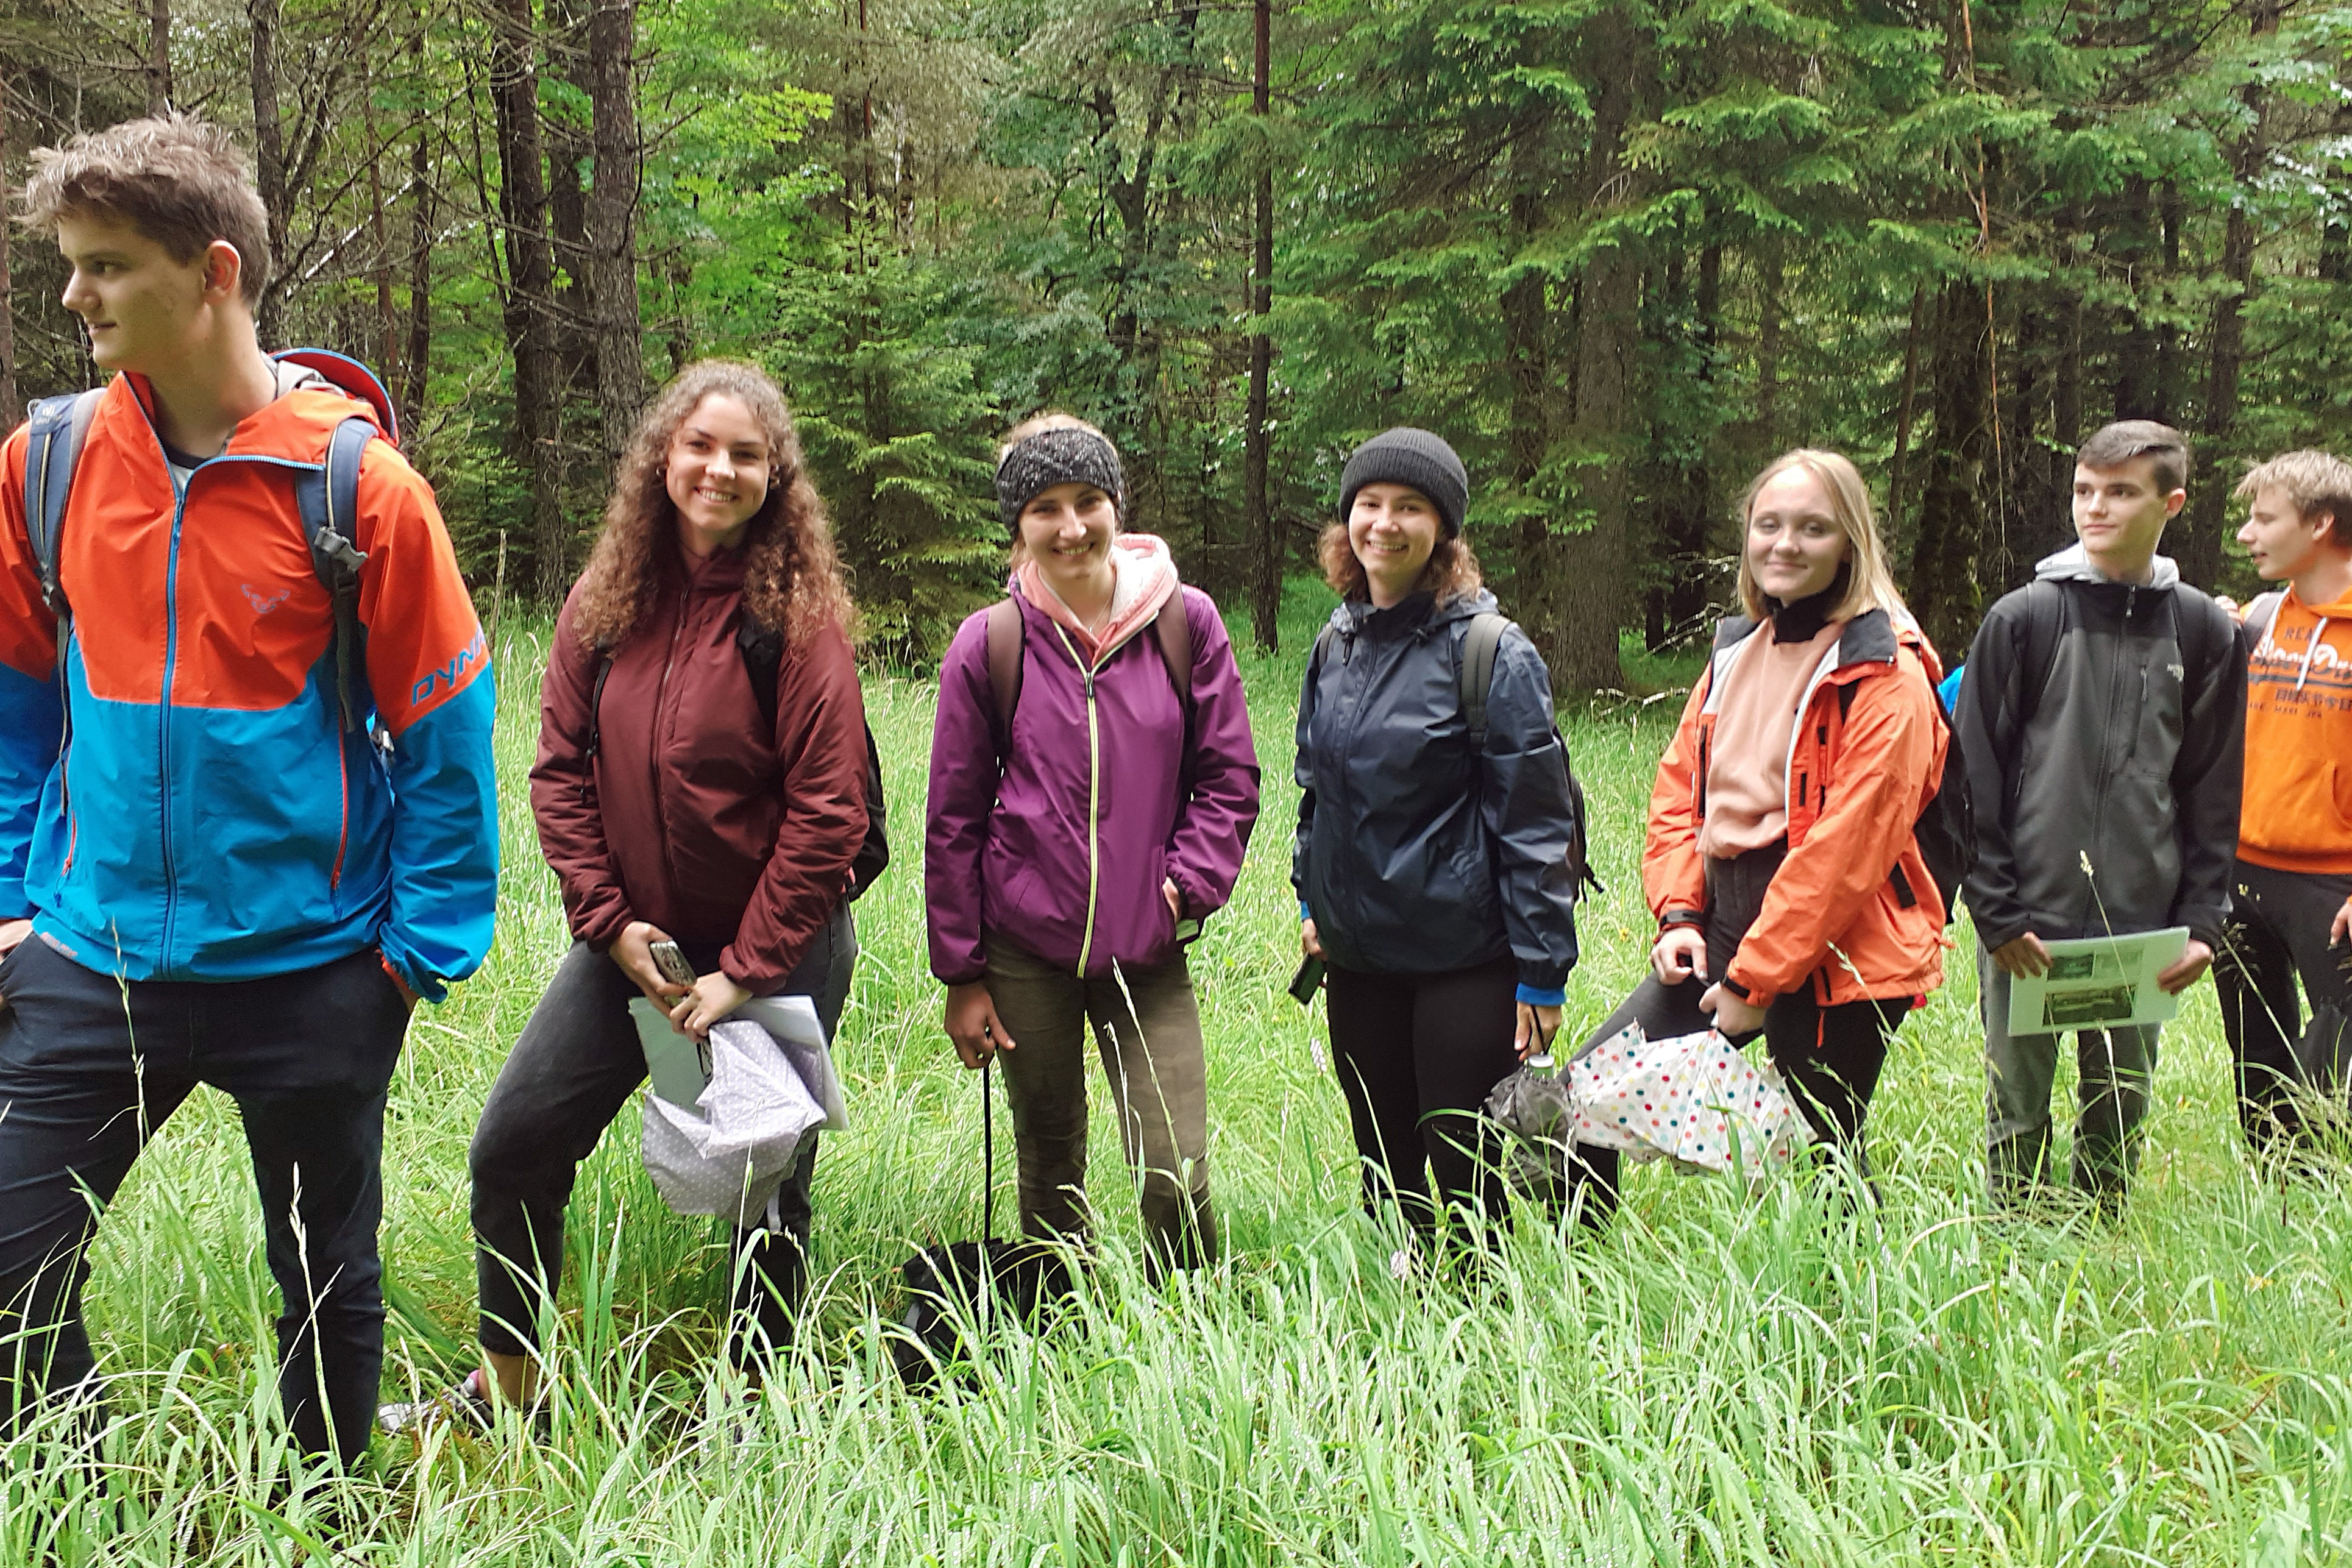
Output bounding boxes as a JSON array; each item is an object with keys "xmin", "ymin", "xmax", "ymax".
[
  {"xmin": 1327, "ymin": 586, "xmax": 1500, "ymax": 638},
  {"xmin": 2281, "ymin": 581, "xmax": 2352, "ymax": 620},
  {"xmin": 2034, "ymin": 541, "xmax": 2181, "ymax": 589},
  {"xmin": 123, "ymin": 363, "xmax": 384, "ymax": 466},
  {"xmin": 1014, "ymin": 531, "xmax": 1180, "ymax": 667}
]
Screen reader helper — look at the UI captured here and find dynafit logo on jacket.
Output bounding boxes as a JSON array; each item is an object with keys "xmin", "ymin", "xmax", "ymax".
[{"xmin": 411, "ymin": 629, "xmax": 488, "ymax": 708}]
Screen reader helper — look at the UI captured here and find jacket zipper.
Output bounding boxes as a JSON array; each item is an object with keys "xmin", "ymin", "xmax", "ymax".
[
  {"xmin": 331, "ymin": 730, "xmax": 350, "ymax": 892},
  {"xmin": 156, "ymin": 480, "xmax": 192, "ymax": 965},
  {"xmin": 1054, "ymin": 623, "xmax": 1103, "ymax": 976}
]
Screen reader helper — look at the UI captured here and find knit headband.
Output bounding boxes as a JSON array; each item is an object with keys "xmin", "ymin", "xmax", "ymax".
[{"xmin": 995, "ymin": 427, "xmax": 1125, "ymax": 534}]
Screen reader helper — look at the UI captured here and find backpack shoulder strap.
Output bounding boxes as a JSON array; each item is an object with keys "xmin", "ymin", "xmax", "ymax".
[
  {"xmin": 2014, "ymin": 580, "xmax": 2070, "ymax": 726},
  {"xmin": 1152, "ymin": 592, "xmax": 1193, "ymax": 712},
  {"xmin": 1459, "ymin": 611, "xmax": 1510, "ymax": 750},
  {"xmin": 2244, "ymin": 590, "xmax": 2286, "ymax": 649},
  {"xmin": 23, "ymin": 389, "xmax": 105, "ymax": 626},
  {"xmin": 736, "ymin": 611, "xmax": 784, "ymax": 727},
  {"xmin": 984, "ymin": 596, "xmax": 1025, "ymax": 756},
  {"xmin": 302, "ymin": 415, "xmax": 378, "ymax": 733}
]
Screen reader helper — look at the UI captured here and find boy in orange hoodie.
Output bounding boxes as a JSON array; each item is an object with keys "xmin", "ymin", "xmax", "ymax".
[{"xmin": 2224, "ymin": 450, "xmax": 2352, "ymax": 1153}]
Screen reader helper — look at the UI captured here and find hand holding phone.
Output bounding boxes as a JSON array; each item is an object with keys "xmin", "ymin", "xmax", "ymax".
[{"xmin": 650, "ymin": 940, "xmax": 696, "ymax": 988}]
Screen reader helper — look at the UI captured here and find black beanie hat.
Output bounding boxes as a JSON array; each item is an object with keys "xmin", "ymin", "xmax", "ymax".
[
  {"xmin": 1338, "ymin": 427, "xmax": 1470, "ymax": 537},
  {"xmin": 995, "ymin": 425, "xmax": 1126, "ymax": 536}
]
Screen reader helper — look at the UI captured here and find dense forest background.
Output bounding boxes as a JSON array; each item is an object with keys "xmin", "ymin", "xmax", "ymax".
[{"xmin": 3, "ymin": 0, "xmax": 2348, "ymax": 685}]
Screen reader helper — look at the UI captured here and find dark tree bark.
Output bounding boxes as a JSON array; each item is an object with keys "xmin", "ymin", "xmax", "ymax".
[
  {"xmin": 1907, "ymin": 279, "xmax": 1997, "ymax": 661},
  {"xmin": 1886, "ymin": 283, "xmax": 1927, "ymax": 552},
  {"xmin": 1547, "ymin": 4, "xmax": 1641, "ymax": 692},
  {"xmin": 246, "ymin": 0, "xmax": 289, "ymax": 343},
  {"xmin": 2179, "ymin": 0, "xmax": 2281, "ymax": 589},
  {"xmin": 586, "ymin": 0, "xmax": 645, "ymax": 475},
  {"xmin": 1243, "ymin": 0, "xmax": 1277, "ymax": 650},
  {"xmin": 0, "ymin": 66, "xmax": 15, "ymax": 420},
  {"xmin": 2110, "ymin": 178, "xmax": 2160, "ymax": 422},
  {"xmin": 2045, "ymin": 288, "xmax": 2084, "ymax": 561},
  {"xmin": 1503, "ymin": 121, "xmax": 1554, "ymax": 656},
  {"xmin": 146, "ymin": 0, "xmax": 172, "ymax": 113},
  {"xmin": 488, "ymin": 0, "xmax": 568, "ymax": 597},
  {"xmin": 403, "ymin": 34, "xmax": 433, "ymax": 435}
]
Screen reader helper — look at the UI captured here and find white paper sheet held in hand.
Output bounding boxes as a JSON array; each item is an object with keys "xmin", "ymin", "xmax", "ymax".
[{"xmin": 2002, "ymin": 926, "xmax": 2188, "ymax": 1037}]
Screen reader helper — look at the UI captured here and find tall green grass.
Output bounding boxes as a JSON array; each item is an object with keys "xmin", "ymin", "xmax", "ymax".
[{"xmin": 6, "ymin": 582, "xmax": 2345, "ymax": 1564}]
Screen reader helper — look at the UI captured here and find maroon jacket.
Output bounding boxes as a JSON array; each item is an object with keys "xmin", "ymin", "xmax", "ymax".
[{"xmin": 531, "ymin": 544, "xmax": 867, "ymax": 994}]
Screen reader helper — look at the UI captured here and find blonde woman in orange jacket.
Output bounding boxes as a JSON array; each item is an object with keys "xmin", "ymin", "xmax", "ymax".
[{"xmin": 1568, "ymin": 449, "xmax": 1950, "ymax": 1217}]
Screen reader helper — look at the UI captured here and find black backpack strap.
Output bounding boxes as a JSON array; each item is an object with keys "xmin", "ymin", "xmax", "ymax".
[
  {"xmin": 2014, "ymin": 580, "xmax": 2069, "ymax": 728},
  {"xmin": 298, "ymin": 415, "xmax": 378, "ymax": 734},
  {"xmin": 2242, "ymin": 590, "xmax": 2286, "ymax": 650},
  {"xmin": 1459, "ymin": 611, "xmax": 1509, "ymax": 750},
  {"xmin": 1153, "ymin": 592, "xmax": 1199, "ymax": 811},
  {"xmin": 23, "ymin": 389, "xmax": 104, "ymax": 636},
  {"xmin": 984, "ymin": 597, "xmax": 1025, "ymax": 761},
  {"xmin": 736, "ymin": 612, "xmax": 784, "ymax": 726}
]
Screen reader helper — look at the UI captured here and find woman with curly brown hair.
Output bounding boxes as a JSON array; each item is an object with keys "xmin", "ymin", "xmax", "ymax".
[{"xmin": 422, "ymin": 361, "xmax": 868, "ymax": 1421}]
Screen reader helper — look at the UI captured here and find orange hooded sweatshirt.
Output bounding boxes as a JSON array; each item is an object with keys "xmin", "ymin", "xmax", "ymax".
[{"xmin": 2240, "ymin": 581, "xmax": 2352, "ymax": 874}]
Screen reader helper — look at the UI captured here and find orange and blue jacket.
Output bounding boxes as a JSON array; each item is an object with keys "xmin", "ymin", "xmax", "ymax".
[{"xmin": 0, "ymin": 373, "xmax": 497, "ymax": 998}]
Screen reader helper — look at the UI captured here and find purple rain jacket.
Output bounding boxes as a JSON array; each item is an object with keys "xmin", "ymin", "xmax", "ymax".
[{"xmin": 925, "ymin": 583, "xmax": 1262, "ymax": 985}]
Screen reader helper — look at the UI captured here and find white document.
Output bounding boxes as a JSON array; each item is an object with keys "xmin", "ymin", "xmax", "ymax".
[
  {"xmin": 628, "ymin": 993, "xmax": 847, "ymax": 1131},
  {"xmin": 2003, "ymin": 926, "xmax": 2189, "ymax": 1037}
]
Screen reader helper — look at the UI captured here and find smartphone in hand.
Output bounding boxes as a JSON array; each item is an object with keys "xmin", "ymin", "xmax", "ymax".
[{"xmin": 649, "ymin": 940, "xmax": 696, "ymax": 988}]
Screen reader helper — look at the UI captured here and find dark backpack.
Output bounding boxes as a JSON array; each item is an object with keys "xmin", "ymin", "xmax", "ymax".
[
  {"xmin": 981, "ymin": 592, "xmax": 1194, "ymax": 764},
  {"xmin": 2243, "ymin": 590, "xmax": 2286, "ymax": 650},
  {"xmin": 23, "ymin": 349, "xmax": 396, "ymax": 737},
  {"xmin": 584, "ymin": 614, "xmax": 891, "ymax": 903},
  {"xmin": 1310, "ymin": 611, "xmax": 1603, "ymax": 899},
  {"xmin": 1838, "ymin": 654, "xmax": 1968, "ymax": 924},
  {"xmin": 1933, "ymin": 578, "xmax": 2239, "ymax": 923}
]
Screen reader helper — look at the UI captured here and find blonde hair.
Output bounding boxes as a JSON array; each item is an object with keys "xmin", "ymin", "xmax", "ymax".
[
  {"xmin": 1734, "ymin": 449, "xmax": 1904, "ymax": 623},
  {"xmin": 2234, "ymin": 450, "xmax": 2352, "ymax": 545}
]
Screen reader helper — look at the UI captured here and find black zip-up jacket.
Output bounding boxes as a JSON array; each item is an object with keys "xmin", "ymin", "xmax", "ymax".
[
  {"xmin": 1956, "ymin": 544, "xmax": 2245, "ymax": 953},
  {"xmin": 1291, "ymin": 589, "xmax": 1580, "ymax": 992}
]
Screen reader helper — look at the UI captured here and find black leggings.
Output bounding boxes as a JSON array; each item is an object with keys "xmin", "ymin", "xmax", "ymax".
[
  {"xmin": 2217, "ymin": 859, "xmax": 2352, "ymax": 1154},
  {"xmin": 1569, "ymin": 845, "xmax": 1908, "ymax": 1221},
  {"xmin": 1324, "ymin": 954, "xmax": 1522, "ymax": 1238}
]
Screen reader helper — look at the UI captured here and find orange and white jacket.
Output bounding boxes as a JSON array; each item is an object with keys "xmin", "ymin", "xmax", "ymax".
[
  {"xmin": 2240, "ymin": 583, "xmax": 2352, "ymax": 875},
  {"xmin": 1645, "ymin": 606, "xmax": 1949, "ymax": 1010}
]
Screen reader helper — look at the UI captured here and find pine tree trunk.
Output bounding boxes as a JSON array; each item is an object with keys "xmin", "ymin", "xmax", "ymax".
[
  {"xmin": 1243, "ymin": 0, "xmax": 1277, "ymax": 650},
  {"xmin": 1886, "ymin": 283, "xmax": 1926, "ymax": 553},
  {"xmin": 488, "ymin": 0, "xmax": 567, "ymax": 597},
  {"xmin": 1906, "ymin": 279, "xmax": 1996, "ymax": 659},
  {"xmin": 246, "ymin": 0, "xmax": 288, "ymax": 343},
  {"xmin": 586, "ymin": 0, "xmax": 645, "ymax": 475},
  {"xmin": 1503, "ymin": 126, "xmax": 1554, "ymax": 661},
  {"xmin": 0, "ymin": 67, "xmax": 15, "ymax": 420},
  {"xmin": 147, "ymin": 0, "xmax": 173, "ymax": 113},
  {"xmin": 2179, "ymin": 1, "xmax": 2278, "ymax": 589},
  {"xmin": 404, "ymin": 41, "xmax": 434, "ymax": 435}
]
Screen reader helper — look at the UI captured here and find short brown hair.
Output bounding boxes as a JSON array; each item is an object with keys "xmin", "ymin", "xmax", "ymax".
[
  {"xmin": 22, "ymin": 113, "xmax": 272, "ymax": 307},
  {"xmin": 2077, "ymin": 420, "xmax": 2189, "ymax": 495},
  {"xmin": 1317, "ymin": 520, "xmax": 1485, "ymax": 606},
  {"xmin": 2233, "ymin": 450, "xmax": 2352, "ymax": 546}
]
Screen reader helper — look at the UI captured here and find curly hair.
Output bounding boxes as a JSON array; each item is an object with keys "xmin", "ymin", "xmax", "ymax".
[
  {"xmin": 570, "ymin": 361, "xmax": 856, "ymax": 652},
  {"xmin": 1318, "ymin": 522, "xmax": 1484, "ymax": 606}
]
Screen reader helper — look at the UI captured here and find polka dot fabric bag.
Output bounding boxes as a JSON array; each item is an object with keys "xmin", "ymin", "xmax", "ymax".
[{"xmin": 1568, "ymin": 1023, "xmax": 1813, "ymax": 1178}]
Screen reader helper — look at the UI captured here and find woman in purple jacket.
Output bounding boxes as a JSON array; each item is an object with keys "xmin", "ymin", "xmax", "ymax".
[{"xmin": 925, "ymin": 413, "xmax": 1260, "ymax": 1277}]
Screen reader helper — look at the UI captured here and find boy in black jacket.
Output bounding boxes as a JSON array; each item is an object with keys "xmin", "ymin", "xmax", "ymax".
[{"xmin": 1956, "ymin": 421, "xmax": 2247, "ymax": 1208}]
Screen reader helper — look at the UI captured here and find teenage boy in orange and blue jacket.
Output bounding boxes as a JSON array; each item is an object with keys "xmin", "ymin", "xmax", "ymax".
[
  {"xmin": 2222, "ymin": 450, "xmax": 2352, "ymax": 1155},
  {"xmin": 0, "ymin": 115, "xmax": 497, "ymax": 1464}
]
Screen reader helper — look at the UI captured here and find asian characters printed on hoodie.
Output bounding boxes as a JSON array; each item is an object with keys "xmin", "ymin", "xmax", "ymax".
[
  {"xmin": 2239, "ymin": 583, "xmax": 2352, "ymax": 874},
  {"xmin": 925, "ymin": 535, "xmax": 1261, "ymax": 984}
]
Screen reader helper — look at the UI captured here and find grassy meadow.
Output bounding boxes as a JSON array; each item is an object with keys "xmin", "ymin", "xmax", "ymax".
[{"xmin": 7, "ymin": 582, "xmax": 2349, "ymax": 1565}]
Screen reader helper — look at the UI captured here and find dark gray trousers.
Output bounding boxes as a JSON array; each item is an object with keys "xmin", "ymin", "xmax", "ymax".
[
  {"xmin": 2217, "ymin": 860, "xmax": 2352, "ymax": 1154},
  {"xmin": 468, "ymin": 907, "xmax": 854, "ymax": 1366}
]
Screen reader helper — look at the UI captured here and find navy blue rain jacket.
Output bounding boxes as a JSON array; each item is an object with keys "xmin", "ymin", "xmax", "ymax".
[{"xmin": 1291, "ymin": 589, "xmax": 1581, "ymax": 992}]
